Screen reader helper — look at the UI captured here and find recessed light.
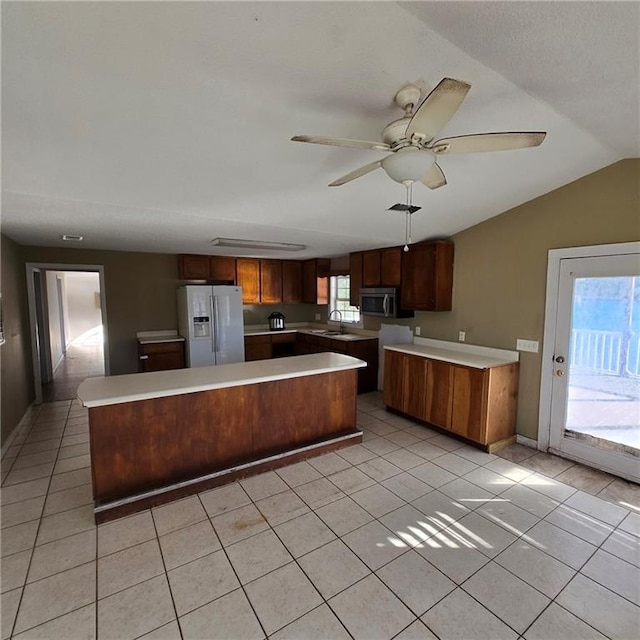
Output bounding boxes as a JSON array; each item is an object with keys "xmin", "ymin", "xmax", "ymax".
[{"xmin": 61, "ymin": 234, "xmax": 84, "ymax": 241}]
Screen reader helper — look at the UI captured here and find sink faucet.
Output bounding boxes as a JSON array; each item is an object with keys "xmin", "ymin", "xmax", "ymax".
[{"xmin": 328, "ymin": 309, "xmax": 344, "ymax": 333}]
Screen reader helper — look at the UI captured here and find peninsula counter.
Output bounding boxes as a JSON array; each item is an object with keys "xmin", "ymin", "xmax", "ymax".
[{"xmin": 77, "ymin": 353, "xmax": 365, "ymax": 522}]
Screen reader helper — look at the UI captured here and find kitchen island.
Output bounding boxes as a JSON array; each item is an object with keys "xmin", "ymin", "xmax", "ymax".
[{"xmin": 77, "ymin": 353, "xmax": 365, "ymax": 522}]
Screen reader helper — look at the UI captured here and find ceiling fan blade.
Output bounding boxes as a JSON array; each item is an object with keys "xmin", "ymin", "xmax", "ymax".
[
  {"xmin": 421, "ymin": 162, "xmax": 447, "ymax": 190},
  {"xmin": 291, "ymin": 135, "xmax": 390, "ymax": 151},
  {"xmin": 431, "ymin": 132, "xmax": 547, "ymax": 155},
  {"xmin": 329, "ymin": 160, "xmax": 382, "ymax": 187},
  {"xmin": 405, "ymin": 78, "xmax": 471, "ymax": 142}
]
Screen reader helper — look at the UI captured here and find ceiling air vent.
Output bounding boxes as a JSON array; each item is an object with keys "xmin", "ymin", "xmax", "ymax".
[{"xmin": 61, "ymin": 234, "xmax": 84, "ymax": 241}]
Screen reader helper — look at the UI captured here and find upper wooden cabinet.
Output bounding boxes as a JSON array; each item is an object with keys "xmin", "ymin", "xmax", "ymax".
[
  {"xmin": 260, "ymin": 260, "xmax": 283, "ymax": 304},
  {"xmin": 362, "ymin": 251, "xmax": 381, "ymax": 287},
  {"xmin": 282, "ymin": 260, "xmax": 303, "ymax": 303},
  {"xmin": 380, "ymin": 247, "xmax": 402, "ymax": 287},
  {"xmin": 210, "ymin": 257, "xmax": 236, "ymax": 283},
  {"xmin": 401, "ymin": 240, "xmax": 454, "ymax": 311},
  {"xmin": 302, "ymin": 259, "xmax": 330, "ymax": 304},
  {"xmin": 178, "ymin": 255, "xmax": 211, "ymax": 280},
  {"xmin": 350, "ymin": 246, "xmax": 402, "ymax": 299},
  {"xmin": 349, "ymin": 252, "xmax": 363, "ymax": 307},
  {"xmin": 236, "ymin": 258, "xmax": 261, "ymax": 304},
  {"xmin": 178, "ymin": 255, "xmax": 236, "ymax": 283}
]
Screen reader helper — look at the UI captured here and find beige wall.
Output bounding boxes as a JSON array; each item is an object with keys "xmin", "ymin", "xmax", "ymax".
[
  {"xmin": 21, "ymin": 246, "xmax": 182, "ymax": 377},
  {"xmin": 364, "ymin": 159, "xmax": 640, "ymax": 439},
  {"xmin": 1, "ymin": 235, "xmax": 34, "ymax": 445}
]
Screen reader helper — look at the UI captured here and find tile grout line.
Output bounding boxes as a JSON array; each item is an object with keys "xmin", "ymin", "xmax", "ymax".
[{"xmin": 8, "ymin": 400, "xmax": 74, "ymax": 640}]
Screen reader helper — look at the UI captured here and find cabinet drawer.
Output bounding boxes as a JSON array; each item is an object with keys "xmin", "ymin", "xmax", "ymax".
[
  {"xmin": 271, "ymin": 333, "xmax": 296, "ymax": 344},
  {"xmin": 139, "ymin": 341, "xmax": 183, "ymax": 355},
  {"xmin": 244, "ymin": 334, "xmax": 271, "ymax": 345}
]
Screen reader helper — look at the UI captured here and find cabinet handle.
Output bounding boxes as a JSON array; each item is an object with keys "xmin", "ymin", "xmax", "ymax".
[{"xmin": 139, "ymin": 355, "xmax": 149, "ymax": 360}]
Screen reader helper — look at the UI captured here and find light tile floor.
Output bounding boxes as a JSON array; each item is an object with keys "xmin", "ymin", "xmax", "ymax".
[{"xmin": 1, "ymin": 392, "xmax": 639, "ymax": 639}]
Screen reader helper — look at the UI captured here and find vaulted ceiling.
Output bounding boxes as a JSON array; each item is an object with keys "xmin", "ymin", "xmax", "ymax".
[{"xmin": 2, "ymin": 1, "xmax": 638, "ymax": 258}]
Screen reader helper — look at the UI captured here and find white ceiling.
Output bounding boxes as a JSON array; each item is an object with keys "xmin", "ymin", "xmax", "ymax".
[{"xmin": 2, "ymin": 1, "xmax": 638, "ymax": 259}]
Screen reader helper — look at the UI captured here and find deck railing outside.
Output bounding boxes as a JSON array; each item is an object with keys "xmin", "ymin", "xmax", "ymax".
[{"xmin": 570, "ymin": 329, "xmax": 640, "ymax": 378}]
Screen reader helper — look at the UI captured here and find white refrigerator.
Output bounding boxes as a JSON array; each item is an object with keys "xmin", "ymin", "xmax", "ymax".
[{"xmin": 177, "ymin": 285, "xmax": 245, "ymax": 367}]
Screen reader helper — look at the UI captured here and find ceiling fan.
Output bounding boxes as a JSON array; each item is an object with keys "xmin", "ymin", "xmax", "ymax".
[{"xmin": 291, "ymin": 78, "xmax": 546, "ymax": 189}]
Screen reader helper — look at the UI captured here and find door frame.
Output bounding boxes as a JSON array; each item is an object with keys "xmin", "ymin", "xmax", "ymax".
[
  {"xmin": 26, "ymin": 263, "xmax": 110, "ymax": 404},
  {"xmin": 538, "ymin": 241, "xmax": 640, "ymax": 457}
]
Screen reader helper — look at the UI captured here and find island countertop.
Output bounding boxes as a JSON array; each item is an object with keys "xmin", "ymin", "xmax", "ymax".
[{"xmin": 77, "ymin": 352, "xmax": 366, "ymax": 408}]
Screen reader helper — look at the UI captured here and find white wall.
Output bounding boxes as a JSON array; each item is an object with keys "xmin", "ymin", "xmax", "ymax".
[
  {"xmin": 64, "ymin": 272, "xmax": 101, "ymax": 343},
  {"xmin": 45, "ymin": 271, "xmax": 65, "ymax": 371}
]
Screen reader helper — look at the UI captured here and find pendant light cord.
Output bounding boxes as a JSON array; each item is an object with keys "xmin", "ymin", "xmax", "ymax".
[{"xmin": 404, "ymin": 182, "xmax": 413, "ymax": 252}]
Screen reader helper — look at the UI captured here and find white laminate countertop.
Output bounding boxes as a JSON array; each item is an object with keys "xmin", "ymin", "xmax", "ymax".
[
  {"xmin": 77, "ymin": 352, "xmax": 366, "ymax": 408},
  {"xmin": 244, "ymin": 325, "xmax": 378, "ymax": 342},
  {"xmin": 385, "ymin": 339, "xmax": 519, "ymax": 369},
  {"xmin": 136, "ymin": 330, "xmax": 185, "ymax": 344}
]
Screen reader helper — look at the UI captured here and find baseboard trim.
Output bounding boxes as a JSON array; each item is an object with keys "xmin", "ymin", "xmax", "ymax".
[
  {"xmin": 1, "ymin": 402, "xmax": 38, "ymax": 456},
  {"xmin": 516, "ymin": 434, "xmax": 538, "ymax": 450}
]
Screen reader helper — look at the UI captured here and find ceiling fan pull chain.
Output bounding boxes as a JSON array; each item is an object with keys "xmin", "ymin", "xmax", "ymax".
[{"xmin": 404, "ymin": 183, "xmax": 412, "ymax": 252}]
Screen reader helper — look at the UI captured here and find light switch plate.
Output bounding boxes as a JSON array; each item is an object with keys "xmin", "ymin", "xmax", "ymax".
[{"xmin": 516, "ymin": 339, "xmax": 539, "ymax": 353}]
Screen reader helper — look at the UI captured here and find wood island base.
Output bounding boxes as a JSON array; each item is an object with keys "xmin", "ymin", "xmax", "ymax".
[
  {"xmin": 79, "ymin": 355, "xmax": 365, "ymax": 524},
  {"xmin": 93, "ymin": 430, "xmax": 361, "ymax": 524}
]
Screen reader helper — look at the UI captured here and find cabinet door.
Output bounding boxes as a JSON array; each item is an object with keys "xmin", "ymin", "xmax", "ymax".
[
  {"xmin": 260, "ymin": 260, "xmax": 283, "ymax": 304},
  {"xmin": 403, "ymin": 354, "xmax": 428, "ymax": 420},
  {"xmin": 236, "ymin": 259, "xmax": 260, "ymax": 304},
  {"xmin": 178, "ymin": 255, "xmax": 210, "ymax": 280},
  {"xmin": 380, "ymin": 247, "xmax": 402, "ymax": 287},
  {"xmin": 383, "ymin": 350, "xmax": 406, "ymax": 409},
  {"xmin": 425, "ymin": 359, "xmax": 454, "ymax": 429},
  {"xmin": 282, "ymin": 261, "xmax": 302, "ymax": 303},
  {"xmin": 451, "ymin": 366, "xmax": 487, "ymax": 442},
  {"xmin": 347, "ymin": 339, "xmax": 379, "ymax": 395},
  {"xmin": 209, "ymin": 257, "xmax": 236, "ymax": 283},
  {"xmin": 302, "ymin": 259, "xmax": 329, "ymax": 304},
  {"xmin": 349, "ymin": 252, "xmax": 363, "ymax": 307},
  {"xmin": 362, "ymin": 251, "xmax": 381, "ymax": 287},
  {"xmin": 139, "ymin": 342, "xmax": 185, "ymax": 372},
  {"xmin": 401, "ymin": 243, "xmax": 435, "ymax": 311},
  {"xmin": 401, "ymin": 241, "xmax": 454, "ymax": 311},
  {"xmin": 244, "ymin": 335, "xmax": 272, "ymax": 361}
]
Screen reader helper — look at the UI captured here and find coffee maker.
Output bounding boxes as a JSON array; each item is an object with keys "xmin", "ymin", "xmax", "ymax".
[{"xmin": 268, "ymin": 311, "xmax": 286, "ymax": 331}]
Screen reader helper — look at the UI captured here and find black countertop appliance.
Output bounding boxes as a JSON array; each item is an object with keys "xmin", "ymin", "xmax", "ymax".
[{"xmin": 268, "ymin": 311, "xmax": 286, "ymax": 331}]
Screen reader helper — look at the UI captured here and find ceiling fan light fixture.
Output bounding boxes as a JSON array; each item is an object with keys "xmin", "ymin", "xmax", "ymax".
[
  {"xmin": 381, "ymin": 148, "xmax": 436, "ymax": 184},
  {"xmin": 211, "ymin": 238, "xmax": 306, "ymax": 252}
]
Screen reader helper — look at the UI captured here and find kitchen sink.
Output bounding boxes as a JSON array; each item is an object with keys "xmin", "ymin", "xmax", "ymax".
[{"xmin": 308, "ymin": 329, "xmax": 344, "ymax": 336}]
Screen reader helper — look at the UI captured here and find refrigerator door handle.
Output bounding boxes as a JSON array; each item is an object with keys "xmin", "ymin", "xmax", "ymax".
[{"xmin": 212, "ymin": 295, "xmax": 219, "ymax": 354}]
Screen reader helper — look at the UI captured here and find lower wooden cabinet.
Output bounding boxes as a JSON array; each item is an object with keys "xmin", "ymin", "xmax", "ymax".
[
  {"xmin": 244, "ymin": 334, "xmax": 272, "ymax": 361},
  {"xmin": 138, "ymin": 341, "xmax": 185, "ymax": 372},
  {"xmin": 244, "ymin": 332, "xmax": 297, "ymax": 361},
  {"xmin": 297, "ymin": 334, "xmax": 378, "ymax": 394},
  {"xmin": 384, "ymin": 349, "xmax": 518, "ymax": 450}
]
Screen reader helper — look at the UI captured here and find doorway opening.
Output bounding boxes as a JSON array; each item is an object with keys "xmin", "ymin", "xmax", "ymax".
[{"xmin": 26, "ymin": 264, "xmax": 109, "ymax": 404}]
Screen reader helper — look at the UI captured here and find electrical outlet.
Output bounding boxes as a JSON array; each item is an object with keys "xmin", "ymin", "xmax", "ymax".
[
  {"xmin": 415, "ymin": 327, "xmax": 421, "ymax": 336},
  {"xmin": 314, "ymin": 313, "xmax": 321, "ymax": 321},
  {"xmin": 458, "ymin": 331, "xmax": 466, "ymax": 342},
  {"xmin": 516, "ymin": 339, "xmax": 539, "ymax": 353}
]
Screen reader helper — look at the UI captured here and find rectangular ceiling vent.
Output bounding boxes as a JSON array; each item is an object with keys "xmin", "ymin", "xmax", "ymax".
[{"xmin": 61, "ymin": 234, "xmax": 84, "ymax": 241}]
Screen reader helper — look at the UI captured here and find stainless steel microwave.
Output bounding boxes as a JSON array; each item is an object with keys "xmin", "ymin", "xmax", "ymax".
[{"xmin": 359, "ymin": 288, "xmax": 414, "ymax": 318}]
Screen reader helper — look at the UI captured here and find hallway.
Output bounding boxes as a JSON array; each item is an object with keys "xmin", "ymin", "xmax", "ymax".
[{"xmin": 42, "ymin": 328, "xmax": 104, "ymax": 403}]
